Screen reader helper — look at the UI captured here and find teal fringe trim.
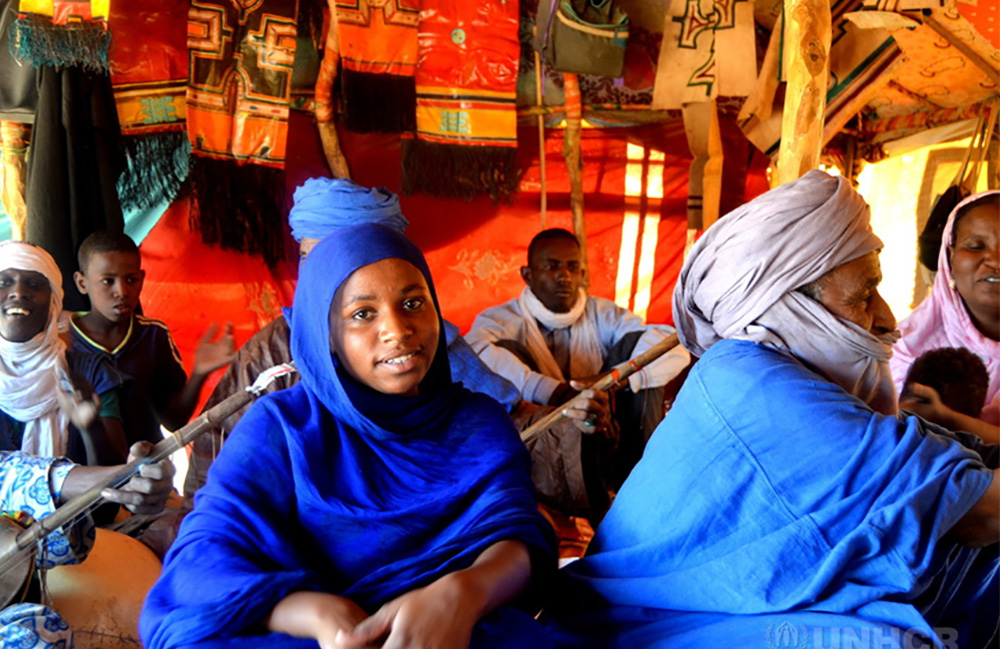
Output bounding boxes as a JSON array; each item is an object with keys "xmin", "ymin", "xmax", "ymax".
[
  {"xmin": 7, "ymin": 14, "xmax": 110, "ymax": 73},
  {"xmin": 402, "ymin": 139, "xmax": 521, "ymax": 202},
  {"xmin": 117, "ymin": 132, "xmax": 190, "ymax": 212}
]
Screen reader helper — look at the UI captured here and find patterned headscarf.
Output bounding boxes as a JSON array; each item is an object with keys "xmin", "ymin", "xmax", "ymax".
[
  {"xmin": 0, "ymin": 241, "xmax": 70, "ymax": 455},
  {"xmin": 673, "ymin": 170, "xmax": 899, "ymax": 414}
]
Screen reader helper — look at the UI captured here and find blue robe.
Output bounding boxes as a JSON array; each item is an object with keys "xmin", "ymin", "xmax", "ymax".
[
  {"xmin": 543, "ymin": 339, "xmax": 997, "ymax": 649},
  {"xmin": 140, "ymin": 224, "xmax": 555, "ymax": 649}
]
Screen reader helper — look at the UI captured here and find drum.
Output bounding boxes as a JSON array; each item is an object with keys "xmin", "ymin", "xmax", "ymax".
[
  {"xmin": 47, "ymin": 528, "xmax": 161, "ymax": 649},
  {"xmin": 0, "ymin": 515, "xmax": 35, "ymax": 609}
]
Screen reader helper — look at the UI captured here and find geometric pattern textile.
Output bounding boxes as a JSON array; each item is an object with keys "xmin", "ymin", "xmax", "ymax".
[
  {"xmin": 403, "ymin": 0, "xmax": 521, "ymax": 201},
  {"xmin": 652, "ymin": 0, "xmax": 758, "ymax": 110},
  {"xmin": 187, "ymin": 0, "xmax": 297, "ymax": 167}
]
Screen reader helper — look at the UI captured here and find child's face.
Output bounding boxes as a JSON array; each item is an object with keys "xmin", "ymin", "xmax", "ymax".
[{"xmin": 75, "ymin": 251, "xmax": 145, "ymax": 324}]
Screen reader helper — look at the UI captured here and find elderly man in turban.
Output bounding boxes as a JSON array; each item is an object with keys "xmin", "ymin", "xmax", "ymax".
[{"xmin": 541, "ymin": 171, "xmax": 998, "ymax": 649}]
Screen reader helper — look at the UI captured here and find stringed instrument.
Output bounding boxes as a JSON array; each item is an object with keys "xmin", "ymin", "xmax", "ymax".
[
  {"xmin": 0, "ymin": 362, "xmax": 297, "ymax": 610},
  {"xmin": 520, "ymin": 334, "xmax": 681, "ymax": 444}
]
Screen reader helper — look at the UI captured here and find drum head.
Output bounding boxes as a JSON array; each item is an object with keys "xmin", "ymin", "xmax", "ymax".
[
  {"xmin": 0, "ymin": 516, "xmax": 34, "ymax": 609},
  {"xmin": 47, "ymin": 528, "xmax": 161, "ymax": 649}
]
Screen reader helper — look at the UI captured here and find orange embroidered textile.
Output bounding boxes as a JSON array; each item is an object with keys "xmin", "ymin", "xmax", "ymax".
[
  {"xmin": 109, "ymin": 0, "xmax": 188, "ymax": 211},
  {"xmin": 336, "ymin": 0, "xmax": 419, "ymax": 78},
  {"xmin": 18, "ymin": 0, "xmax": 108, "ymax": 25},
  {"xmin": 185, "ymin": 0, "xmax": 298, "ymax": 264},
  {"xmin": 186, "ymin": 0, "xmax": 298, "ymax": 167},
  {"xmin": 413, "ymin": 0, "xmax": 518, "ymax": 149},
  {"xmin": 403, "ymin": 0, "xmax": 520, "ymax": 201},
  {"xmin": 335, "ymin": 0, "xmax": 419, "ymax": 132},
  {"xmin": 110, "ymin": 0, "xmax": 187, "ymax": 137}
]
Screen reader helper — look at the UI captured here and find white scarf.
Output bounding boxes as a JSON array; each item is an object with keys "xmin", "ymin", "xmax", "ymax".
[
  {"xmin": 0, "ymin": 242, "xmax": 70, "ymax": 456},
  {"xmin": 518, "ymin": 286, "xmax": 604, "ymax": 381}
]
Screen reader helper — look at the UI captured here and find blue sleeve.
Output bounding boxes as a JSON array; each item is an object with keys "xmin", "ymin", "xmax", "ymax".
[
  {"xmin": 139, "ymin": 400, "xmax": 312, "ymax": 649},
  {"xmin": 573, "ymin": 340, "xmax": 992, "ymax": 625},
  {"xmin": 445, "ymin": 321, "xmax": 522, "ymax": 412}
]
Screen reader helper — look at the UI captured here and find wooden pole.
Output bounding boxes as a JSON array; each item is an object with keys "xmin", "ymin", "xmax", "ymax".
[
  {"xmin": 0, "ymin": 122, "xmax": 29, "ymax": 240},
  {"xmin": 776, "ymin": 0, "xmax": 831, "ymax": 185},
  {"xmin": 563, "ymin": 73, "xmax": 586, "ymax": 260},
  {"xmin": 533, "ymin": 29, "xmax": 548, "ymax": 229},
  {"xmin": 315, "ymin": 1, "xmax": 351, "ymax": 178}
]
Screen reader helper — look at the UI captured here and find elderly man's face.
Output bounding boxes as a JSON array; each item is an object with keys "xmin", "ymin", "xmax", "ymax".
[{"xmin": 812, "ymin": 251, "xmax": 896, "ymax": 336}]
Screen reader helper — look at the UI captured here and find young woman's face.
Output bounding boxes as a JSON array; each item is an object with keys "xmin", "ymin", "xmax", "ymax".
[
  {"xmin": 950, "ymin": 203, "xmax": 999, "ymax": 331},
  {"xmin": 0, "ymin": 269, "xmax": 51, "ymax": 343},
  {"xmin": 329, "ymin": 258, "xmax": 440, "ymax": 396}
]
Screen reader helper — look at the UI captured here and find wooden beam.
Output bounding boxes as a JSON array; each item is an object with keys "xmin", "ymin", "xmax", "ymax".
[
  {"xmin": 533, "ymin": 26, "xmax": 547, "ymax": 229},
  {"xmin": 563, "ymin": 73, "xmax": 587, "ymax": 260},
  {"xmin": 922, "ymin": 12, "xmax": 1000, "ymax": 86},
  {"xmin": 777, "ymin": 0, "xmax": 832, "ymax": 185}
]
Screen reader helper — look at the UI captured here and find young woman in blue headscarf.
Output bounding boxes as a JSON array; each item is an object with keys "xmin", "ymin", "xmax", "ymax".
[{"xmin": 140, "ymin": 224, "xmax": 556, "ymax": 649}]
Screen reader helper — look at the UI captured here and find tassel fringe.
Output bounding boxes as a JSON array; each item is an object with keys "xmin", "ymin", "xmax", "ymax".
[
  {"xmin": 117, "ymin": 132, "xmax": 190, "ymax": 212},
  {"xmin": 189, "ymin": 157, "xmax": 287, "ymax": 264},
  {"xmin": 402, "ymin": 139, "xmax": 521, "ymax": 202},
  {"xmin": 6, "ymin": 14, "xmax": 110, "ymax": 73}
]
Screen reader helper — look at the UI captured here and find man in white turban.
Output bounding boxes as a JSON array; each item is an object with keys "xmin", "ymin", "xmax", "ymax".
[
  {"xmin": 0, "ymin": 241, "xmax": 127, "ymax": 464},
  {"xmin": 0, "ymin": 245, "xmax": 175, "ymax": 648},
  {"xmin": 541, "ymin": 171, "xmax": 998, "ymax": 649}
]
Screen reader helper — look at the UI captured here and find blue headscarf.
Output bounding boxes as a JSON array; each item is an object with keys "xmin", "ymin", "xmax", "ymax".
[
  {"xmin": 141, "ymin": 224, "xmax": 555, "ymax": 649},
  {"xmin": 292, "ymin": 223, "xmax": 456, "ymax": 437},
  {"xmin": 288, "ymin": 178, "xmax": 408, "ymax": 242}
]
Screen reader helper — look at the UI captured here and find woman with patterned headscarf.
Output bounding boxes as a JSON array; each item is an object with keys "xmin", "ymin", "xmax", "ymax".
[
  {"xmin": 0, "ymin": 241, "xmax": 128, "ymax": 464},
  {"xmin": 542, "ymin": 171, "xmax": 998, "ymax": 649}
]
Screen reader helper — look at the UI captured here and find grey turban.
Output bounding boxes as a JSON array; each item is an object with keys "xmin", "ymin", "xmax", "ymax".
[{"xmin": 673, "ymin": 170, "xmax": 899, "ymax": 414}]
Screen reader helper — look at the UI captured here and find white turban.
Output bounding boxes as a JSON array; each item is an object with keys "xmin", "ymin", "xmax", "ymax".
[
  {"xmin": 0, "ymin": 241, "xmax": 70, "ymax": 456},
  {"xmin": 673, "ymin": 170, "xmax": 899, "ymax": 414}
]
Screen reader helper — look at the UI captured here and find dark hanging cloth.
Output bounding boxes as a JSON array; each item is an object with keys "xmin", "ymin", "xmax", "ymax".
[
  {"xmin": 25, "ymin": 65, "xmax": 125, "ymax": 311},
  {"xmin": 0, "ymin": 0, "xmax": 37, "ymax": 122}
]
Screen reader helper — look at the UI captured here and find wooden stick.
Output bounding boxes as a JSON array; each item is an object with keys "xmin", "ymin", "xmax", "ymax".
[
  {"xmin": 11, "ymin": 364, "xmax": 297, "ymax": 552},
  {"xmin": 521, "ymin": 334, "xmax": 680, "ymax": 444},
  {"xmin": 533, "ymin": 28, "xmax": 547, "ymax": 229},
  {"xmin": 563, "ymin": 73, "xmax": 587, "ymax": 260},
  {"xmin": 316, "ymin": 1, "xmax": 350, "ymax": 178},
  {"xmin": 777, "ymin": 0, "xmax": 831, "ymax": 185}
]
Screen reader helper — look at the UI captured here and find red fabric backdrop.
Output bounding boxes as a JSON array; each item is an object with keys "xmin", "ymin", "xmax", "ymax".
[{"xmin": 139, "ymin": 110, "xmax": 768, "ymax": 404}]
